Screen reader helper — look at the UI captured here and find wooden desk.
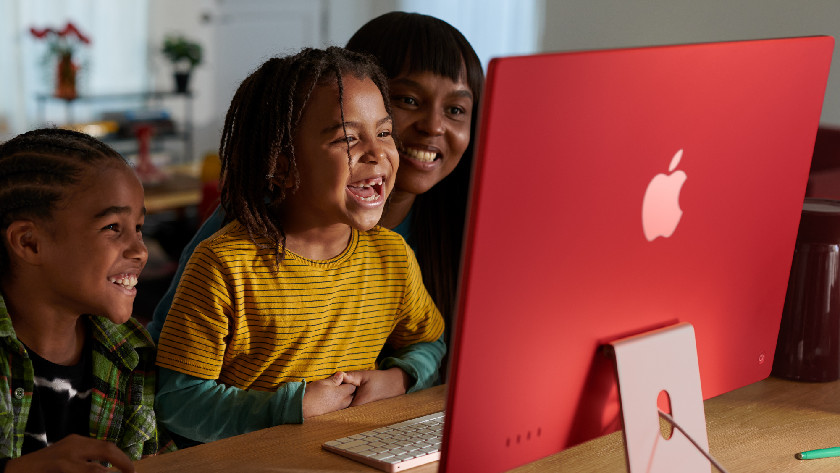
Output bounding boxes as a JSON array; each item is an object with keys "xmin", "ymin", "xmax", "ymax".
[
  {"xmin": 135, "ymin": 386, "xmax": 446, "ymax": 473},
  {"xmin": 134, "ymin": 377, "xmax": 840, "ymax": 472},
  {"xmin": 143, "ymin": 169, "xmax": 202, "ymax": 215},
  {"xmin": 531, "ymin": 376, "xmax": 840, "ymax": 472}
]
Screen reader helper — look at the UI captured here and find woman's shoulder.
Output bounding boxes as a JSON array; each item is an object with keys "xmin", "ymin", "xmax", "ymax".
[
  {"xmin": 196, "ymin": 220, "xmax": 257, "ymax": 251},
  {"xmin": 360, "ymin": 225, "xmax": 408, "ymax": 243},
  {"xmin": 357, "ymin": 226, "xmax": 414, "ymax": 257}
]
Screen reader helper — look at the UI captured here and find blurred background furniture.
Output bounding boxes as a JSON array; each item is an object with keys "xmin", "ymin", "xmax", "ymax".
[
  {"xmin": 773, "ymin": 198, "xmax": 840, "ymax": 381},
  {"xmin": 36, "ymin": 90, "xmax": 194, "ymax": 165},
  {"xmin": 806, "ymin": 126, "xmax": 840, "ymax": 200}
]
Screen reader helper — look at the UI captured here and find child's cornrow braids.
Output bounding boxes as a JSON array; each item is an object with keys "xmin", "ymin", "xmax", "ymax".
[
  {"xmin": 0, "ymin": 128, "xmax": 126, "ymax": 274},
  {"xmin": 219, "ymin": 46, "xmax": 391, "ymax": 266}
]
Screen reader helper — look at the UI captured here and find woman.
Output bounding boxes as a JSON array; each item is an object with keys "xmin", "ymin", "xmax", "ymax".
[{"xmin": 347, "ymin": 12, "xmax": 484, "ymax": 339}]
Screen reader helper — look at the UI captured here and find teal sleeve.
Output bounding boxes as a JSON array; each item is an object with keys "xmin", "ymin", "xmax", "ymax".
[
  {"xmin": 146, "ymin": 206, "xmax": 225, "ymax": 342},
  {"xmin": 155, "ymin": 368, "xmax": 305, "ymax": 443},
  {"xmin": 378, "ymin": 335, "xmax": 446, "ymax": 392}
]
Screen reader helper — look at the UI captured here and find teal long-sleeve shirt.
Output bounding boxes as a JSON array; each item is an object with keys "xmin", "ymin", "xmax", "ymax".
[{"xmin": 155, "ymin": 335, "xmax": 446, "ymax": 443}]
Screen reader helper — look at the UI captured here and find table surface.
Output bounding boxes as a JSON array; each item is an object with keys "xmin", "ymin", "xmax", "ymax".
[
  {"xmin": 132, "ymin": 376, "xmax": 840, "ymax": 472},
  {"xmin": 142, "ymin": 165, "xmax": 202, "ymax": 215}
]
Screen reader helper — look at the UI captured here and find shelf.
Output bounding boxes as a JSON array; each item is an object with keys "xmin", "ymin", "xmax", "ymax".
[
  {"xmin": 37, "ymin": 90, "xmax": 192, "ymax": 102},
  {"xmin": 36, "ymin": 91, "xmax": 194, "ymax": 164}
]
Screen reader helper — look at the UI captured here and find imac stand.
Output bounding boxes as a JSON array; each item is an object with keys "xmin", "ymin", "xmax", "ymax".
[{"xmin": 609, "ymin": 322, "xmax": 714, "ymax": 472}]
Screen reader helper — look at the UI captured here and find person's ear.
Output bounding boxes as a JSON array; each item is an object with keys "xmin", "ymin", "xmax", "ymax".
[
  {"xmin": 269, "ymin": 155, "xmax": 295, "ymax": 189},
  {"xmin": 267, "ymin": 175, "xmax": 294, "ymax": 192},
  {"xmin": 280, "ymin": 172, "xmax": 296, "ymax": 189},
  {"xmin": 4, "ymin": 220, "xmax": 43, "ymax": 265}
]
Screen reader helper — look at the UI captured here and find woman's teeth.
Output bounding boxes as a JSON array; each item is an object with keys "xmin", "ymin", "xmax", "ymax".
[
  {"xmin": 404, "ymin": 148, "xmax": 437, "ymax": 163},
  {"xmin": 109, "ymin": 275, "xmax": 138, "ymax": 289}
]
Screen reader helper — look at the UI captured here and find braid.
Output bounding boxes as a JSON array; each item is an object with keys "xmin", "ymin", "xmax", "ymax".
[
  {"xmin": 334, "ymin": 68, "xmax": 354, "ymax": 176},
  {"xmin": 219, "ymin": 46, "xmax": 391, "ymax": 266},
  {"xmin": 0, "ymin": 127, "xmax": 127, "ymax": 274}
]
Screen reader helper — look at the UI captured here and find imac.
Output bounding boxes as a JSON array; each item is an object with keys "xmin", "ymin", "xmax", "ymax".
[{"xmin": 441, "ymin": 36, "xmax": 833, "ymax": 472}]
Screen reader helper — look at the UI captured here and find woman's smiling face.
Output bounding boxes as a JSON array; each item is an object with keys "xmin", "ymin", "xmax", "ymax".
[{"xmin": 389, "ymin": 69, "xmax": 474, "ymax": 196}]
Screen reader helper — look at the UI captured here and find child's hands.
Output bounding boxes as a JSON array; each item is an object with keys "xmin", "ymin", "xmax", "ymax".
[
  {"xmin": 4, "ymin": 434, "xmax": 134, "ymax": 473},
  {"xmin": 302, "ymin": 371, "xmax": 358, "ymax": 418},
  {"xmin": 343, "ymin": 367, "xmax": 410, "ymax": 407}
]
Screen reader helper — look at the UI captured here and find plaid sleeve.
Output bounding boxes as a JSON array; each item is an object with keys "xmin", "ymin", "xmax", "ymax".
[{"xmin": 89, "ymin": 317, "xmax": 177, "ymax": 459}]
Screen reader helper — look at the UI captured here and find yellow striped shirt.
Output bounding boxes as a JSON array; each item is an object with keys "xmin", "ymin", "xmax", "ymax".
[{"xmin": 155, "ymin": 221, "xmax": 444, "ymax": 391}]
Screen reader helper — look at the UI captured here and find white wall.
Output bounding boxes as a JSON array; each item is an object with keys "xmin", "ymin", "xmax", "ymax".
[
  {"xmin": 147, "ymin": 0, "xmax": 396, "ymax": 162},
  {"xmin": 542, "ymin": 0, "xmax": 840, "ymax": 125},
  {"xmin": 149, "ymin": 0, "xmax": 840, "ymax": 160}
]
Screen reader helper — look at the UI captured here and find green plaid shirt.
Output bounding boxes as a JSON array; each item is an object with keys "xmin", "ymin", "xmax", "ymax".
[{"xmin": 0, "ymin": 296, "xmax": 175, "ymax": 460}]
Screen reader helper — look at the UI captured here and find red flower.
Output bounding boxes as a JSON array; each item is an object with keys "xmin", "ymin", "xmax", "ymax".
[
  {"xmin": 29, "ymin": 26, "xmax": 52, "ymax": 39},
  {"xmin": 30, "ymin": 21, "xmax": 91, "ymax": 55},
  {"xmin": 62, "ymin": 22, "xmax": 91, "ymax": 44}
]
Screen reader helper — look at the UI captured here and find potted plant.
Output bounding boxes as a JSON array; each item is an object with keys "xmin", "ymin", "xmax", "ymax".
[{"xmin": 161, "ymin": 34, "xmax": 202, "ymax": 93}]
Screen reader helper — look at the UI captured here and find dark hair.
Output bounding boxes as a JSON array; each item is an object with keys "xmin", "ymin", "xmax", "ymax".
[
  {"xmin": 0, "ymin": 127, "xmax": 127, "ymax": 274},
  {"xmin": 347, "ymin": 12, "xmax": 485, "ymax": 338},
  {"xmin": 219, "ymin": 46, "xmax": 391, "ymax": 262}
]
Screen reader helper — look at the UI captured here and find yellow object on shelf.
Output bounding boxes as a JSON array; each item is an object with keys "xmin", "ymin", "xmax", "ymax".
[
  {"xmin": 200, "ymin": 152, "xmax": 221, "ymax": 183},
  {"xmin": 60, "ymin": 120, "xmax": 119, "ymax": 138}
]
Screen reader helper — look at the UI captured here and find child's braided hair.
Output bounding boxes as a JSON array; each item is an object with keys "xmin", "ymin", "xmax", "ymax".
[{"xmin": 0, "ymin": 127, "xmax": 127, "ymax": 275}]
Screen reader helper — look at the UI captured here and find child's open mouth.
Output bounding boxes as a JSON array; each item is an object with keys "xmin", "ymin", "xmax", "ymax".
[{"xmin": 347, "ymin": 176, "xmax": 385, "ymax": 202}]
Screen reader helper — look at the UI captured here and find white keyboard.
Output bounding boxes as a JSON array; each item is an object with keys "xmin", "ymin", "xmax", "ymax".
[{"xmin": 322, "ymin": 411, "xmax": 445, "ymax": 472}]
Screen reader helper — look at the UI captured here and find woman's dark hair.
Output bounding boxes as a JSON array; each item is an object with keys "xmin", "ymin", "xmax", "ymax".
[
  {"xmin": 0, "ymin": 127, "xmax": 127, "ymax": 275},
  {"xmin": 218, "ymin": 46, "xmax": 391, "ymax": 262},
  {"xmin": 347, "ymin": 12, "xmax": 485, "ymax": 338}
]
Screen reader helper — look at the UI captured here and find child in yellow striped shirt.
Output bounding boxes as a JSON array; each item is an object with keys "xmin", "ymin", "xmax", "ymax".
[{"xmin": 155, "ymin": 47, "xmax": 445, "ymax": 445}]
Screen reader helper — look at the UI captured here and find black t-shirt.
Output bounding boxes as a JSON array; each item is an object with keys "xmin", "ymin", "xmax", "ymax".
[{"xmin": 21, "ymin": 344, "xmax": 92, "ymax": 455}]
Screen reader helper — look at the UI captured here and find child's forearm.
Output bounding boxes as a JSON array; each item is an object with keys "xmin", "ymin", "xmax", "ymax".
[
  {"xmin": 155, "ymin": 367, "xmax": 305, "ymax": 443},
  {"xmin": 379, "ymin": 335, "xmax": 446, "ymax": 391}
]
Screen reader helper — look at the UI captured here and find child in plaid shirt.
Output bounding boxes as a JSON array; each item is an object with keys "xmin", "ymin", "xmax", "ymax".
[{"xmin": 0, "ymin": 128, "xmax": 174, "ymax": 472}]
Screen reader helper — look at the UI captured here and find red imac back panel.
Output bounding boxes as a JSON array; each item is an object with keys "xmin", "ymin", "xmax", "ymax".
[{"xmin": 442, "ymin": 36, "xmax": 833, "ymax": 472}]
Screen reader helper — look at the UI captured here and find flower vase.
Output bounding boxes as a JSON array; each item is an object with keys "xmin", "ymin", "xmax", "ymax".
[
  {"xmin": 133, "ymin": 124, "xmax": 167, "ymax": 185},
  {"xmin": 55, "ymin": 52, "xmax": 78, "ymax": 100}
]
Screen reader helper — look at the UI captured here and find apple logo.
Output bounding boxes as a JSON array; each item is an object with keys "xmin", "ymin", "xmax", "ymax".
[{"xmin": 642, "ymin": 149, "xmax": 687, "ymax": 241}]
